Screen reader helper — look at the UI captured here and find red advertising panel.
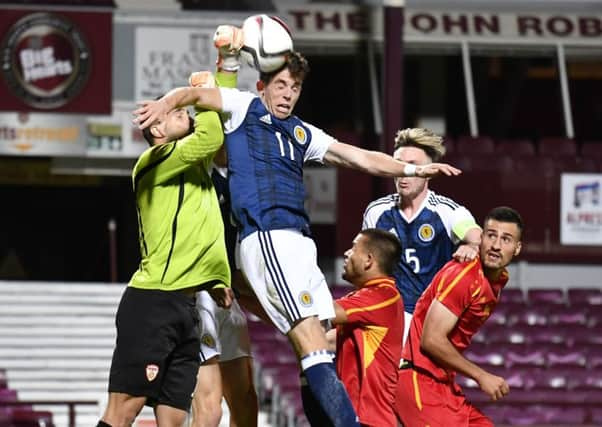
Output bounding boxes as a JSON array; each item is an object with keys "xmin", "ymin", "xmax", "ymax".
[{"xmin": 0, "ymin": 9, "xmax": 112, "ymax": 113}]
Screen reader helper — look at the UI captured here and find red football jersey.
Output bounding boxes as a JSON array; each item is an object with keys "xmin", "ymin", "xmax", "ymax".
[
  {"xmin": 402, "ymin": 258, "xmax": 508, "ymax": 383},
  {"xmin": 336, "ymin": 278, "xmax": 404, "ymax": 427}
]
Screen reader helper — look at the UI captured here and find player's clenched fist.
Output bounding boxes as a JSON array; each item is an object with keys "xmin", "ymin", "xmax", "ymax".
[
  {"xmin": 478, "ymin": 372, "xmax": 510, "ymax": 402},
  {"xmin": 213, "ymin": 25, "xmax": 244, "ymax": 72}
]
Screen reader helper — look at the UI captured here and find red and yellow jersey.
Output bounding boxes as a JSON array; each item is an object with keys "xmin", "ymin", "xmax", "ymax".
[
  {"xmin": 402, "ymin": 258, "xmax": 508, "ymax": 383},
  {"xmin": 336, "ymin": 277, "xmax": 404, "ymax": 427}
]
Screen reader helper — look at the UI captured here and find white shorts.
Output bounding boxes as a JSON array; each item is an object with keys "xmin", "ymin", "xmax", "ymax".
[
  {"xmin": 239, "ymin": 230, "xmax": 335, "ymax": 334},
  {"xmin": 196, "ymin": 291, "xmax": 251, "ymax": 363}
]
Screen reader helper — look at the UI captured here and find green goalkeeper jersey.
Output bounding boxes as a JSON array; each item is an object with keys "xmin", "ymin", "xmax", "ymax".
[{"xmin": 129, "ymin": 108, "xmax": 230, "ymax": 291}]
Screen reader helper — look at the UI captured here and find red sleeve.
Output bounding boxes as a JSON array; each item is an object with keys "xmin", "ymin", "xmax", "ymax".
[
  {"xmin": 337, "ymin": 285, "xmax": 401, "ymax": 326},
  {"xmin": 434, "ymin": 259, "xmax": 481, "ymax": 317}
]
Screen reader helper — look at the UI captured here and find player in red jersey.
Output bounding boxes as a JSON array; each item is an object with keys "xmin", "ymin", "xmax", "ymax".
[
  {"xmin": 395, "ymin": 206, "xmax": 523, "ymax": 427},
  {"xmin": 332, "ymin": 228, "xmax": 404, "ymax": 427}
]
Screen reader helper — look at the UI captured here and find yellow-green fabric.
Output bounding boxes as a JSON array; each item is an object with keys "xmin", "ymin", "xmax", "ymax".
[
  {"xmin": 129, "ymin": 110, "xmax": 230, "ymax": 291},
  {"xmin": 452, "ymin": 218, "xmax": 481, "ymax": 241}
]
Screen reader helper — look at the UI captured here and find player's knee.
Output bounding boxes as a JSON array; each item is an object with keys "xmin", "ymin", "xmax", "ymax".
[{"xmin": 191, "ymin": 403, "xmax": 222, "ymax": 427}]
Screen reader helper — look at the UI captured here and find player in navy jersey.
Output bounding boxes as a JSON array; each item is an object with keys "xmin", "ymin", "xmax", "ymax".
[
  {"xmin": 362, "ymin": 128, "xmax": 482, "ymax": 344},
  {"xmin": 134, "ymin": 52, "xmax": 460, "ymax": 427}
]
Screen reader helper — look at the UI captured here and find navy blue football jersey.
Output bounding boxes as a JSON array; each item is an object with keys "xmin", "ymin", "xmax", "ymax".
[
  {"xmin": 363, "ymin": 191, "xmax": 477, "ymax": 313},
  {"xmin": 219, "ymin": 88, "xmax": 334, "ymax": 239}
]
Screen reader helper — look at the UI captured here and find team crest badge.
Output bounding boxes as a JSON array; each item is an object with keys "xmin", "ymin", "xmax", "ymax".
[
  {"xmin": 293, "ymin": 125, "xmax": 307, "ymax": 145},
  {"xmin": 145, "ymin": 364, "xmax": 159, "ymax": 382},
  {"xmin": 418, "ymin": 224, "xmax": 435, "ymax": 242},
  {"xmin": 201, "ymin": 333, "xmax": 216, "ymax": 349},
  {"xmin": 299, "ymin": 291, "xmax": 313, "ymax": 307}
]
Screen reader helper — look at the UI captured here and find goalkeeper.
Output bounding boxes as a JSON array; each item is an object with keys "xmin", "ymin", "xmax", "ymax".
[{"xmin": 96, "ymin": 29, "xmax": 234, "ymax": 427}]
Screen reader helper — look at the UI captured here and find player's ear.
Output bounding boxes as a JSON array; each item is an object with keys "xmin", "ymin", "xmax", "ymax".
[
  {"xmin": 514, "ymin": 241, "xmax": 522, "ymax": 257},
  {"xmin": 256, "ymin": 80, "xmax": 264, "ymax": 92},
  {"xmin": 150, "ymin": 124, "xmax": 164, "ymax": 139},
  {"xmin": 364, "ymin": 252, "xmax": 374, "ymax": 271}
]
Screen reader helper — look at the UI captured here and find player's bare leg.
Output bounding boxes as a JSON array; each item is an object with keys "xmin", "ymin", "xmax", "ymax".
[
  {"xmin": 99, "ymin": 392, "xmax": 145, "ymax": 427},
  {"xmin": 221, "ymin": 357, "xmax": 258, "ymax": 427},
  {"xmin": 190, "ymin": 357, "xmax": 223, "ymax": 427},
  {"xmin": 155, "ymin": 404, "xmax": 189, "ymax": 427}
]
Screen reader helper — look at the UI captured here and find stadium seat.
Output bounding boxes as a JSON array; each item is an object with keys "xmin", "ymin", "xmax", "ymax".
[
  {"xmin": 587, "ymin": 345, "xmax": 602, "ymax": 369},
  {"xmin": 441, "ymin": 153, "xmax": 473, "ymax": 172},
  {"xmin": 547, "ymin": 305, "xmax": 589, "ymax": 326},
  {"xmin": 484, "ymin": 324, "xmax": 531, "ymax": 345},
  {"xmin": 568, "ymin": 288, "xmax": 602, "ymax": 306},
  {"xmin": 464, "ymin": 343, "xmax": 505, "ymax": 368},
  {"xmin": 504, "ymin": 405, "xmax": 547, "ymax": 425},
  {"xmin": 538, "ymin": 137, "xmax": 578, "ymax": 157},
  {"xmin": 486, "ymin": 304, "xmax": 511, "ymax": 325},
  {"xmin": 10, "ymin": 410, "xmax": 55, "ymax": 427},
  {"xmin": 455, "ymin": 135, "xmax": 495, "ymax": 154},
  {"xmin": 443, "ymin": 136, "xmax": 455, "ymax": 154},
  {"xmin": 571, "ymin": 327, "xmax": 602, "ymax": 346},
  {"xmin": 527, "ymin": 288, "xmax": 566, "ymax": 305},
  {"xmin": 0, "ymin": 370, "xmax": 6, "ymax": 389},
  {"xmin": 478, "ymin": 404, "xmax": 509, "ymax": 426},
  {"xmin": 505, "ymin": 345, "xmax": 546, "ymax": 369},
  {"xmin": 0, "ymin": 388, "xmax": 17, "ymax": 402},
  {"xmin": 542, "ymin": 405, "xmax": 588, "ymax": 424},
  {"xmin": 566, "ymin": 367, "xmax": 602, "ymax": 391},
  {"xmin": 529, "ymin": 325, "xmax": 570, "ymax": 346},
  {"xmin": 587, "ymin": 310, "xmax": 602, "ymax": 328},
  {"xmin": 507, "ymin": 305, "xmax": 549, "ymax": 326},
  {"xmin": 591, "ymin": 407, "xmax": 602, "ymax": 425},
  {"xmin": 546, "ymin": 346, "xmax": 587, "ymax": 368},
  {"xmin": 500, "ymin": 288, "xmax": 526, "ymax": 305},
  {"xmin": 496, "ymin": 138, "xmax": 536, "ymax": 156},
  {"xmin": 0, "ymin": 413, "xmax": 9, "ymax": 427},
  {"xmin": 580, "ymin": 140, "xmax": 602, "ymax": 161},
  {"xmin": 556, "ymin": 156, "xmax": 599, "ymax": 173}
]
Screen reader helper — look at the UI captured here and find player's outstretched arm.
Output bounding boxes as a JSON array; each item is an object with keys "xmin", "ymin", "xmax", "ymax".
[
  {"xmin": 323, "ymin": 141, "xmax": 461, "ymax": 178},
  {"xmin": 133, "ymin": 87, "xmax": 223, "ymax": 130}
]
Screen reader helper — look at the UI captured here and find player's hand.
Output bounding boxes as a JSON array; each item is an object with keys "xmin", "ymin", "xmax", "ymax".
[
  {"xmin": 208, "ymin": 287, "xmax": 234, "ymax": 309},
  {"xmin": 132, "ymin": 98, "xmax": 170, "ymax": 130},
  {"xmin": 213, "ymin": 25, "xmax": 244, "ymax": 72},
  {"xmin": 477, "ymin": 372, "xmax": 510, "ymax": 401},
  {"xmin": 416, "ymin": 162, "xmax": 462, "ymax": 178},
  {"xmin": 452, "ymin": 243, "xmax": 479, "ymax": 262},
  {"xmin": 188, "ymin": 70, "xmax": 216, "ymax": 88}
]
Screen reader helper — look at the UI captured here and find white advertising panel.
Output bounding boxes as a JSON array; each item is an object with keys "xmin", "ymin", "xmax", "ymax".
[
  {"xmin": 278, "ymin": 5, "xmax": 602, "ymax": 45},
  {"xmin": 561, "ymin": 173, "xmax": 602, "ymax": 246},
  {"xmin": 135, "ymin": 26, "xmax": 258, "ymax": 101},
  {"xmin": 0, "ymin": 112, "xmax": 86, "ymax": 156}
]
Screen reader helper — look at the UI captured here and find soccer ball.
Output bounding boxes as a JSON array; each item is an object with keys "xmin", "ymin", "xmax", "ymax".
[{"xmin": 240, "ymin": 14, "xmax": 293, "ymax": 73}]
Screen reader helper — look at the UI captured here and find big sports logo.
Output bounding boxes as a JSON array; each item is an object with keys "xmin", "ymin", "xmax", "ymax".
[{"xmin": 1, "ymin": 12, "xmax": 90, "ymax": 109}]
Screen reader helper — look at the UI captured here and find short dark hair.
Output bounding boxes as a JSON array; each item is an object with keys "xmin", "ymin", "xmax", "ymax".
[
  {"xmin": 142, "ymin": 126, "xmax": 154, "ymax": 147},
  {"xmin": 259, "ymin": 51, "xmax": 310, "ymax": 85},
  {"xmin": 483, "ymin": 206, "xmax": 524, "ymax": 238},
  {"xmin": 359, "ymin": 228, "xmax": 402, "ymax": 276}
]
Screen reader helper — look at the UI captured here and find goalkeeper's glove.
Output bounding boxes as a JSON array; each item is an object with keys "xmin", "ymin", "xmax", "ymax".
[
  {"xmin": 213, "ymin": 24, "xmax": 244, "ymax": 72},
  {"xmin": 188, "ymin": 70, "xmax": 216, "ymax": 88}
]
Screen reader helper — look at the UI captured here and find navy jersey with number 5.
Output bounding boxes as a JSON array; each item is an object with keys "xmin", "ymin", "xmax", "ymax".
[
  {"xmin": 362, "ymin": 191, "xmax": 478, "ymax": 313},
  {"xmin": 218, "ymin": 88, "xmax": 335, "ymax": 240}
]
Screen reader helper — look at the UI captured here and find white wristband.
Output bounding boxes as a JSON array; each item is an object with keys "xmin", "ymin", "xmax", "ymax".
[{"xmin": 403, "ymin": 163, "xmax": 417, "ymax": 177}]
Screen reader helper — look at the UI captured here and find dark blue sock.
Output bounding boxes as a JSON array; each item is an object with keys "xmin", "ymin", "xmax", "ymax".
[
  {"xmin": 301, "ymin": 351, "xmax": 359, "ymax": 427},
  {"xmin": 300, "ymin": 373, "xmax": 333, "ymax": 427}
]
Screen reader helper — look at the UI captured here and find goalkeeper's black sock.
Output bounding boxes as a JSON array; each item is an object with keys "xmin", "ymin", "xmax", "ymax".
[{"xmin": 96, "ymin": 421, "xmax": 112, "ymax": 427}]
